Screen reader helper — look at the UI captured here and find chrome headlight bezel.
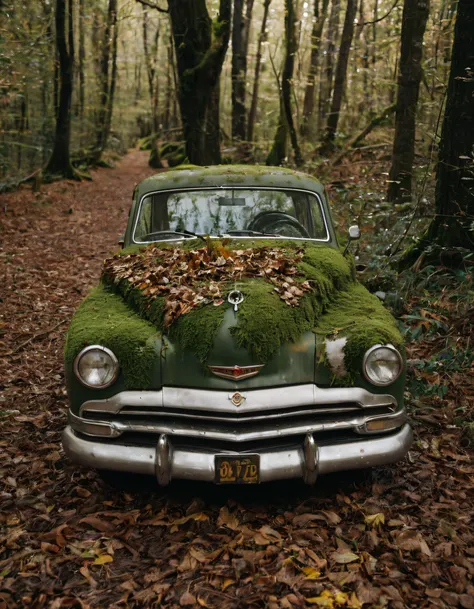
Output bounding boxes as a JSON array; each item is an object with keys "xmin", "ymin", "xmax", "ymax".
[
  {"xmin": 362, "ymin": 344, "xmax": 403, "ymax": 386},
  {"xmin": 73, "ymin": 345, "xmax": 119, "ymax": 389}
]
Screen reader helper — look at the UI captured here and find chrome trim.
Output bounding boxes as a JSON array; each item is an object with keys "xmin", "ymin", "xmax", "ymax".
[
  {"xmin": 73, "ymin": 345, "xmax": 119, "ymax": 390},
  {"xmin": 208, "ymin": 364, "xmax": 264, "ymax": 381},
  {"xmin": 362, "ymin": 344, "xmax": 403, "ymax": 387},
  {"xmin": 108, "ymin": 405, "xmax": 371, "ymax": 422},
  {"xmin": 68, "ymin": 408, "xmax": 407, "ymax": 443},
  {"xmin": 132, "ymin": 186, "xmax": 331, "ymax": 245},
  {"xmin": 156, "ymin": 434, "xmax": 171, "ymax": 486},
  {"xmin": 79, "ymin": 385, "xmax": 398, "ymax": 417},
  {"xmin": 62, "ymin": 424, "xmax": 413, "ymax": 483},
  {"xmin": 303, "ymin": 434, "xmax": 319, "ymax": 485}
]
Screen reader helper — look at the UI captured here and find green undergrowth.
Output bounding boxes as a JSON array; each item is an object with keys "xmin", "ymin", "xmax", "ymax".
[
  {"xmin": 315, "ymin": 282, "xmax": 404, "ymax": 378},
  {"xmin": 65, "ymin": 284, "xmax": 159, "ymax": 388}
]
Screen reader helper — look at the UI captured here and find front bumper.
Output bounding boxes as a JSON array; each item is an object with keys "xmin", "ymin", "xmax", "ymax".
[{"xmin": 62, "ymin": 423, "xmax": 413, "ymax": 485}]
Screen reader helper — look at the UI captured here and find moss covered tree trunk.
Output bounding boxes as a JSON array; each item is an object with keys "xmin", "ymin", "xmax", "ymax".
[
  {"xmin": 320, "ymin": 0, "xmax": 357, "ymax": 153},
  {"xmin": 142, "ymin": 6, "xmax": 163, "ymax": 169},
  {"xmin": 300, "ymin": 0, "xmax": 329, "ymax": 138},
  {"xmin": 94, "ymin": 0, "xmax": 119, "ymax": 163},
  {"xmin": 267, "ymin": 0, "xmax": 303, "ymax": 166},
  {"xmin": 387, "ymin": 0, "xmax": 430, "ymax": 202},
  {"xmin": 168, "ymin": 0, "xmax": 231, "ymax": 165},
  {"xmin": 231, "ymin": 0, "xmax": 254, "ymax": 141},
  {"xmin": 45, "ymin": 0, "xmax": 76, "ymax": 179},
  {"xmin": 247, "ymin": 0, "xmax": 271, "ymax": 143},
  {"xmin": 400, "ymin": 0, "xmax": 474, "ymax": 266}
]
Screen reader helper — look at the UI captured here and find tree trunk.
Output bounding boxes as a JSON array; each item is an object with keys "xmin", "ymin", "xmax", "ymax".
[
  {"xmin": 318, "ymin": 0, "xmax": 340, "ymax": 132},
  {"xmin": 321, "ymin": 0, "xmax": 357, "ymax": 152},
  {"xmin": 267, "ymin": 0, "xmax": 303, "ymax": 166},
  {"xmin": 78, "ymin": 0, "xmax": 85, "ymax": 121},
  {"xmin": 45, "ymin": 0, "xmax": 76, "ymax": 178},
  {"xmin": 168, "ymin": 0, "xmax": 231, "ymax": 165},
  {"xmin": 231, "ymin": 0, "xmax": 254, "ymax": 141},
  {"xmin": 142, "ymin": 6, "xmax": 163, "ymax": 168},
  {"xmin": 247, "ymin": 0, "xmax": 271, "ymax": 143},
  {"xmin": 404, "ymin": 0, "xmax": 474, "ymax": 261},
  {"xmin": 387, "ymin": 0, "xmax": 430, "ymax": 202},
  {"xmin": 266, "ymin": 100, "xmax": 288, "ymax": 166},
  {"xmin": 300, "ymin": 0, "xmax": 329, "ymax": 137},
  {"xmin": 94, "ymin": 0, "xmax": 118, "ymax": 162}
]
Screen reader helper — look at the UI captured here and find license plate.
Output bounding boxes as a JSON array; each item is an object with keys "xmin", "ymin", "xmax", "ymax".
[{"xmin": 215, "ymin": 454, "xmax": 260, "ymax": 484}]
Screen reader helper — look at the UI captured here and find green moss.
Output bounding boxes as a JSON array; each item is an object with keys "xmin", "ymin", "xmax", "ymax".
[
  {"xmin": 64, "ymin": 284, "xmax": 159, "ymax": 389},
  {"xmin": 168, "ymin": 302, "xmax": 227, "ymax": 363},
  {"xmin": 230, "ymin": 280, "xmax": 322, "ymax": 362},
  {"xmin": 315, "ymin": 282, "xmax": 404, "ymax": 376},
  {"xmin": 106, "ymin": 242, "xmax": 355, "ymax": 363}
]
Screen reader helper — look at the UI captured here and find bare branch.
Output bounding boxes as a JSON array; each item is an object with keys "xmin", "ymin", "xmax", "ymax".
[
  {"xmin": 135, "ymin": 0, "xmax": 168, "ymax": 13},
  {"xmin": 364, "ymin": 0, "xmax": 399, "ymax": 25}
]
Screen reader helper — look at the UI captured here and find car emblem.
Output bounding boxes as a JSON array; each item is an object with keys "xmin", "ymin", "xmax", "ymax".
[
  {"xmin": 230, "ymin": 392, "xmax": 246, "ymax": 407},
  {"xmin": 228, "ymin": 289, "xmax": 244, "ymax": 312},
  {"xmin": 208, "ymin": 364, "xmax": 264, "ymax": 381}
]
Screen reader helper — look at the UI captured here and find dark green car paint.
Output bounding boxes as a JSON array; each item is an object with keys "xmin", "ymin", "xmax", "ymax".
[{"xmin": 67, "ymin": 165, "xmax": 404, "ymax": 412}]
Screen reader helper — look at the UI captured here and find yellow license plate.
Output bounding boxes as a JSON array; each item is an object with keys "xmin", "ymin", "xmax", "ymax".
[{"xmin": 215, "ymin": 455, "xmax": 260, "ymax": 484}]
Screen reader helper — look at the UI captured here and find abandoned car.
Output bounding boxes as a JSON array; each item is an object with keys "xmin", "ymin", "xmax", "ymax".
[{"xmin": 62, "ymin": 165, "xmax": 412, "ymax": 485}]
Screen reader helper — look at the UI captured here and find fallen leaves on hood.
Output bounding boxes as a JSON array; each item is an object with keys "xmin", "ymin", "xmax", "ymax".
[{"xmin": 103, "ymin": 242, "xmax": 312, "ymax": 327}]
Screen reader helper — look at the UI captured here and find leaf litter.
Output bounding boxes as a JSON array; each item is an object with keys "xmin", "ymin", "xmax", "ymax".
[{"xmin": 0, "ymin": 150, "xmax": 473, "ymax": 608}]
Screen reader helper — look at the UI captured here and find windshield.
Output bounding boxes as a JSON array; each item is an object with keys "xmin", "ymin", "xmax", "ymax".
[{"xmin": 133, "ymin": 188, "xmax": 328, "ymax": 242}]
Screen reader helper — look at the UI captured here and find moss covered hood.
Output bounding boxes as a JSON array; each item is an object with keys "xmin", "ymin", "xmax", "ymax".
[{"xmin": 65, "ymin": 240, "xmax": 403, "ymax": 390}]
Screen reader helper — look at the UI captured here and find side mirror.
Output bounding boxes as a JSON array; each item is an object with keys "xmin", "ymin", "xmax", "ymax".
[
  {"xmin": 348, "ymin": 225, "xmax": 360, "ymax": 240},
  {"xmin": 343, "ymin": 225, "xmax": 360, "ymax": 255}
]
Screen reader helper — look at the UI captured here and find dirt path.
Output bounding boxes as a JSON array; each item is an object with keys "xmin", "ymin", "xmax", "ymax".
[{"xmin": 1, "ymin": 151, "xmax": 473, "ymax": 609}]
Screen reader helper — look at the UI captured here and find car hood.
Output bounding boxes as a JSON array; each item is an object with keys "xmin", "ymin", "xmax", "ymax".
[{"xmin": 162, "ymin": 307, "xmax": 324, "ymax": 389}]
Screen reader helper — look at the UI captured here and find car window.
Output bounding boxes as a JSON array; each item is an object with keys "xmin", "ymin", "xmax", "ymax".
[{"xmin": 134, "ymin": 189, "xmax": 328, "ymax": 242}]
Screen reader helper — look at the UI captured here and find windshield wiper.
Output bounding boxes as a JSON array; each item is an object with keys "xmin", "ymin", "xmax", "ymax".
[
  {"xmin": 143, "ymin": 230, "xmax": 206, "ymax": 242},
  {"xmin": 220, "ymin": 230, "xmax": 280, "ymax": 237}
]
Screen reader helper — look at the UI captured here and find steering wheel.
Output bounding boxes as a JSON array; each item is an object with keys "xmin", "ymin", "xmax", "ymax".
[{"xmin": 247, "ymin": 212, "xmax": 310, "ymax": 238}]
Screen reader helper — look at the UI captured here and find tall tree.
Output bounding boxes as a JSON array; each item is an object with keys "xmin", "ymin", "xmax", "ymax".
[
  {"xmin": 45, "ymin": 0, "xmax": 76, "ymax": 178},
  {"xmin": 317, "ymin": 0, "xmax": 340, "ymax": 131},
  {"xmin": 401, "ymin": 0, "xmax": 474, "ymax": 265},
  {"xmin": 247, "ymin": 0, "xmax": 271, "ymax": 143},
  {"xmin": 387, "ymin": 0, "xmax": 430, "ymax": 202},
  {"xmin": 94, "ymin": 0, "xmax": 119, "ymax": 162},
  {"xmin": 141, "ymin": 5, "xmax": 163, "ymax": 168},
  {"xmin": 167, "ymin": 0, "xmax": 231, "ymax": 165},
  {"xmin": 232, "ymin": 0, "xmax": 254, "ymax": 141},
  {"xmin": 300, "ymin": 0, "xmax": 329, "ymax": 137},
  {"xmin": 267, "ymin": 0, "xmax": 303, "ymax": 166},
  {"xmin": 321, "ymin": 0, "xmax": 357, "ymax": 152}
]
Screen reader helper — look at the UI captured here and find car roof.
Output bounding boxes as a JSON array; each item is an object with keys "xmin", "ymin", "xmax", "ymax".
[{"xmin": 136, "ymin": 165, "xmax": 326, "ymax": 197}]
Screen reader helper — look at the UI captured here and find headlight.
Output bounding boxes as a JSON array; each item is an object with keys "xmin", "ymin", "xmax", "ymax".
[
  {"xmin": 74, "ymin": 346, "xmax": 118, "ymax": 389},
  {"xmin": 363, "ymin": 345, "xmax": 403, "ymax": 386}
]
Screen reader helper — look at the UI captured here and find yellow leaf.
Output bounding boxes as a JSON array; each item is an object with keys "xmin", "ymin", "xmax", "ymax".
[
  {"xmin": 222, "ymin": 578, "xmax": 235, "ymax": 591},
  {"xmin": 365, "ymin": 513, "xmax": 385, "ymax": 527},
  {"xmin": 348, "ymin": 592, "xmax": 363, "ymax": 609},
  {"xmin": 305, "ymin": 590, "xmax": 334, "ymax": 608},
  {"xmin": 302, "ymin": 566, "xmax": 321, "ymax": 580},
  {"xmin": 93, "ymin": 554, "xmax": 113, "ymax": 565},
  {"xmin": 334, "ymin": 591, "xmax": 349, "ymax": 604}
]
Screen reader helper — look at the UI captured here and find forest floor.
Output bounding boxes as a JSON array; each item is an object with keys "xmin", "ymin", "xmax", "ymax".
[{"xmin": 1, "ymin": 150, "xmax": 473, "ymax": 609}]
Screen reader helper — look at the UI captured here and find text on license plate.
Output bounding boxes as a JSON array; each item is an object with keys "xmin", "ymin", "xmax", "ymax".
[{"xmin": 215, "ymin": 455, "xmax": 260, "ymax": 484}]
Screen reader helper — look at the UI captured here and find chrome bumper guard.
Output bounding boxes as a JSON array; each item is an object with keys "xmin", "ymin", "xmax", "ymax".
[{"xmin": 62, "ymin": 424, "xmax": 413, "ymax": 485}]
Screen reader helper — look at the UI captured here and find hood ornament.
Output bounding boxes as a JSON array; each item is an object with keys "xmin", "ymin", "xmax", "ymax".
[
  {"xmin": 208, "ymin": 364, "xmax": 264, "ymax": 381},
  {"xmin": 228, "ymin": 289, "xmax": 244, "ymax": 312}
]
